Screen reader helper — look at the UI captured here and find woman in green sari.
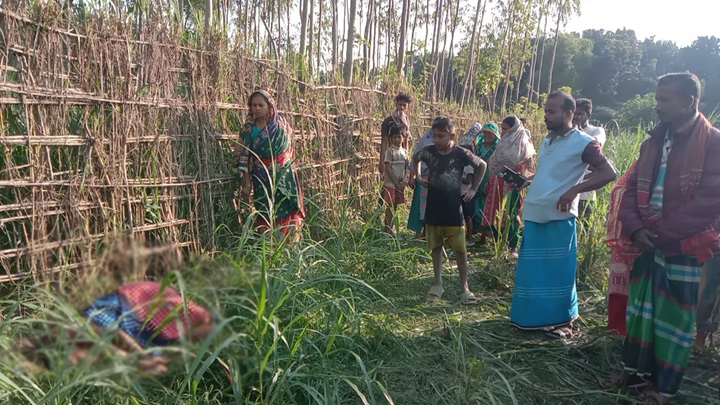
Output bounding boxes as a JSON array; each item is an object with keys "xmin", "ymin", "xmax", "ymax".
[
  {"xmin": 473, "ymin": 122, "xmax": 500, "ymax": 242},
  {"xmin": 233, "ymin": 90, "xmax": 305, "ymax": 239}
]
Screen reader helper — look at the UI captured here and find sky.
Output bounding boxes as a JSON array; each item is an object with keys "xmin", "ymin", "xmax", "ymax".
[{"xmin": 564, "ymin": 0, "xmax": 720, "ymax": 46}]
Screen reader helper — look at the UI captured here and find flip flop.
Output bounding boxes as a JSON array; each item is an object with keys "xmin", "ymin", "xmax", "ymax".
[
  {"xmin": 460, "ymin": 290, "xmax": 478, "ymax": 305},
  {"xmin": 427, "ymin": 284, "xmax": 444, "ymax": 301}
]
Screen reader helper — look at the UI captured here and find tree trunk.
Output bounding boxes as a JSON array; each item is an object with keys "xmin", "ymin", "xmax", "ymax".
[
  {"xmin": 374, "ymin": 1, "xmax": 380, "ymax": 77},
  {"xmin": 317, "ymin": 0, "xmax": 323, "ymax": 77},
  {"xmin": 344, "ymin": 0, "xmax": 358, "ymax": 85},
  {"xmin": 385, "ymin": 0, "xmax": 393, "ymax": 77},
  {"xmin": 407, "ymin": 0, "xmax": 419, "ymax": 82},
  {"xmin": 243, "ymin": 0, "xmax": 250, "ymax": 46},
  {"xmin": 331, "ymin": 0, "xmax": 338, "ymax": 71},
  {"xmin": 397, "ymin": 0, "xmax": 410, "ymax": 77},
  {"xmin": 429, "ymin": 0, "xmax": 443, "ymax": 101},
  {"xmin": 204, "ymin": 0, "xmax": 212, "ymax": 31},
  {"xmin": 257, "ymin": 1, "xmax": 262, "ymax": 57},
  {"xmin": 300, "ymin": 0, "xmax": 309, "ymax": 57},
  {"xmin": 308, "ymin": 0, "xmax": 315, "ymax": 76},
  {"xmin": 437, "ymin": 0, "xmax": 451, "ymax": 99},
  {"xmin": 423, "ymin": 0, "xmax": 430, "ymax": 89},
  {"xmin": 341, "ymin": 0, "xmax": 347, "ymax": 70},
  {"xmin": 500, "ymin": 23, "xmax": 515, "ymax": 113},
  {"xmin": 547, "ymin": 6, "xmax": 561, "ymax": 94},
  {"xmin": 364, "ymin": 0, "xmax": 375, "ymax": 81},
  {"xmin": 177, "ymin": 0, "xmax": 184, "ymax": 26},
  {"xmin": 514, "ymin": 32, "xmax": 530, "ymax": 104},
  {"xmin": 498, "ymin": 0, "xmax": 515, "ymax": 113},
  {"xmin": 525, "ymin": 5, "xmax": 544, "ymax": 109},
  {"xmin": 461, "ymin": 0, "xmax": 483, "ymax": 107},
  {"xmin": 445, "ymin": 0, "xmax": 460, "ymax": 100},
  {"xmin": 535, "ymin": 8, "xmax": 549, "ymax": 104}
]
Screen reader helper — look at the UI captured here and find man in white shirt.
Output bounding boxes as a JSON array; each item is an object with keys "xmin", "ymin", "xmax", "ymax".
[{"xmin": 574, "ymin": 98, "xmax": 607, "ymax": 219}]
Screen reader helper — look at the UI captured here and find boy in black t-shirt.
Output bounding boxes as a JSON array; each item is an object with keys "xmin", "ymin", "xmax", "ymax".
[{"xmin": 409, "ymin": 117, "xmax": 487, "ymax": 304}]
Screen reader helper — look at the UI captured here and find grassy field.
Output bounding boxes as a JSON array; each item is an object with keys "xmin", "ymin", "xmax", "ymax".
[{"xmin": 2, "ymin": 128, "xmax": 720, "ymax": 404}]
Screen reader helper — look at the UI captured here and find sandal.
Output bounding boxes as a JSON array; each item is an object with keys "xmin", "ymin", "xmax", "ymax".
[
  {"xmin": 460, "ymin": 290, "xmax": 478, "ymax": 305},
  {"xmin": 427, "ymin": 284, "xmax": 444, "ymax": 301}
]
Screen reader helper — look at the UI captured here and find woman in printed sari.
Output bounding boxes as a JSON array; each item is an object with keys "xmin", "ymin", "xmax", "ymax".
[
  {"xmin": 407, "ymin": 126, "xmax": 435, "ymax": 239},
  {"xmin": 234, "ymin": 90, "xmax": 305, "ymax": 239},
  {"xmin": 481, "ymin": 116, "xmax": 536, "ymax": 255},
  {"xmin": 473, "ymin": 122, "xmax": 500, "ymax": 244}
]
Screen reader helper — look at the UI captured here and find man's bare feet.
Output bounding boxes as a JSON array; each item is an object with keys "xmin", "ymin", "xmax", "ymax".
[
  {"xmin": 600, "ymin": 372, "xmax": 648, "ymax": 390},
  {"xmin": 639, "ymin": 387, "xmax": 671, "ymax": 405}
]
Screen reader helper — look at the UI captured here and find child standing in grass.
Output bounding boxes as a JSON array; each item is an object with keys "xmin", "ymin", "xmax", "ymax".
[
  {"xmin": 382, "ymin": 124, "xmax": 409, "ymax": 234},
  {"xmin": 409, "ymin": 117, "xmax": 487, "ymax": 304}
]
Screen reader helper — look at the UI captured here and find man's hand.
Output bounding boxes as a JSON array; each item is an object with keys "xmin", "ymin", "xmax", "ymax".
[
  {"xmin": 556, "ymin": 189, "xmax": 577, "ymax": 212},
  {"xmin": 631, "ymin": 229, "xmax": 657, "ymax": 252},
  {"xmin": 462, "ymin": 188, "xmax": 477, "ymax": 203},
  {"xmin": 417, "ymin": 177, "xmax": 429, "ymax": 188}
]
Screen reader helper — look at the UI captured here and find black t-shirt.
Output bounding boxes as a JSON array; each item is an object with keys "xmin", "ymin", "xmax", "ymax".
[
  {"xmin": 413, "ymin": 145, "xmax": 483, "ymax": 226},
  {"xmin": 381, "ymin": 116, "xmax": 394, "ymax": 137}
]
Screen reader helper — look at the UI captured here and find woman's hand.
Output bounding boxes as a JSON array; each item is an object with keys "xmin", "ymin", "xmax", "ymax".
[
  {"xmin": 417, "ymin": 178, "xmax": 429, "ymax": 188},
  {"xmin": 241, "ymin": 184, "xmax": 252, "ymax": 200},
  {"xmin": 462, "ymin": 188, "xmax": 478, "ymax": 203}
]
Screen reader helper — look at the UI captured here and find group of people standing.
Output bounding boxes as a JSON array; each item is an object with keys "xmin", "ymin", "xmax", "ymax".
[
  {"xmin": 379, "ymin": 94, "xmax": 537, "ymax": 256},
  {"xmin": 375, "ymin": 72, "xmax": 720, "ymax": 404},
  {"xmin": 230, "ymin": 73, "xmax": 719, "ymax": 404}
]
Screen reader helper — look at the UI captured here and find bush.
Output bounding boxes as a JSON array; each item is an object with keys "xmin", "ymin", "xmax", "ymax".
[
  {"xmin": 592, "ymin": 106, "xmax": 617, "ymax": 126},
  {"xmin": 617, "ymin": 93, "xmax": 657, "ymax": 128}
]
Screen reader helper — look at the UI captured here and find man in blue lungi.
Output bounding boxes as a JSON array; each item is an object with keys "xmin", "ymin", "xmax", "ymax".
[{"xmin": 510, "ymin": 91, "xmax": 616, "ymax": 338}]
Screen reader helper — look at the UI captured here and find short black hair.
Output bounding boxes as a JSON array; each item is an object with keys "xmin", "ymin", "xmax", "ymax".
[
  {"xmin": 389, "ymin": 123, "xmax": 403, "ymax": 137},
  {"xmin": 395, "ymin": 92, "xmax": 412, "ymax": 103},
  {"xmin": 502, "ymin": 116, "xmax": 517, "ymax": 128},
  {"xmin": 658, "ymin": 72, "xmax": 702, "ymax": 109},
  {"xmin": 547, "ymin": 91, "xmax": 576, "ymax": 112},
  {"xmin": 576, "ymin": 98, "xmax": 593, "ymax": 116},
  {"xmin": 431, "ymin": 116, "xmax": 454, "ymax": 134}
]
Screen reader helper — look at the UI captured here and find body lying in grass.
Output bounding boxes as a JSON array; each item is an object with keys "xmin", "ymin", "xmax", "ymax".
[{"xmin": 18, "ymin": 281, "xmax": 216, "ymax": 375}]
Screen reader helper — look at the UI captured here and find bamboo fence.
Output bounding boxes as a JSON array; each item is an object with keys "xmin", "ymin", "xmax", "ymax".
[{"xmin": 0, "ymin": 2, "xmax": 483, "ymax": 282}]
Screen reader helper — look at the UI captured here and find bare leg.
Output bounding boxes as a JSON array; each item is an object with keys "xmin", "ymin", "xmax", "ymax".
[
  {"xmin": 465, "ymin": 216, "xmax": 474, "ymax": 242},
  {"xmin": 384, "ymin": 206, "xmax": 394, "ymax": 233},
  {"xmin": 432, "ymin": 247, "xmax": 444, "ymax": 287},
  {"xmin": 456, "ymin": 252, "xmax": 470, "ymax": 293}
]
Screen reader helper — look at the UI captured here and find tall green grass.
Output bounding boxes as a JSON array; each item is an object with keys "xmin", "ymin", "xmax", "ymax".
[{"xmin": 3, "ymin": 124, "xmax": 720, "ymax": 405}]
